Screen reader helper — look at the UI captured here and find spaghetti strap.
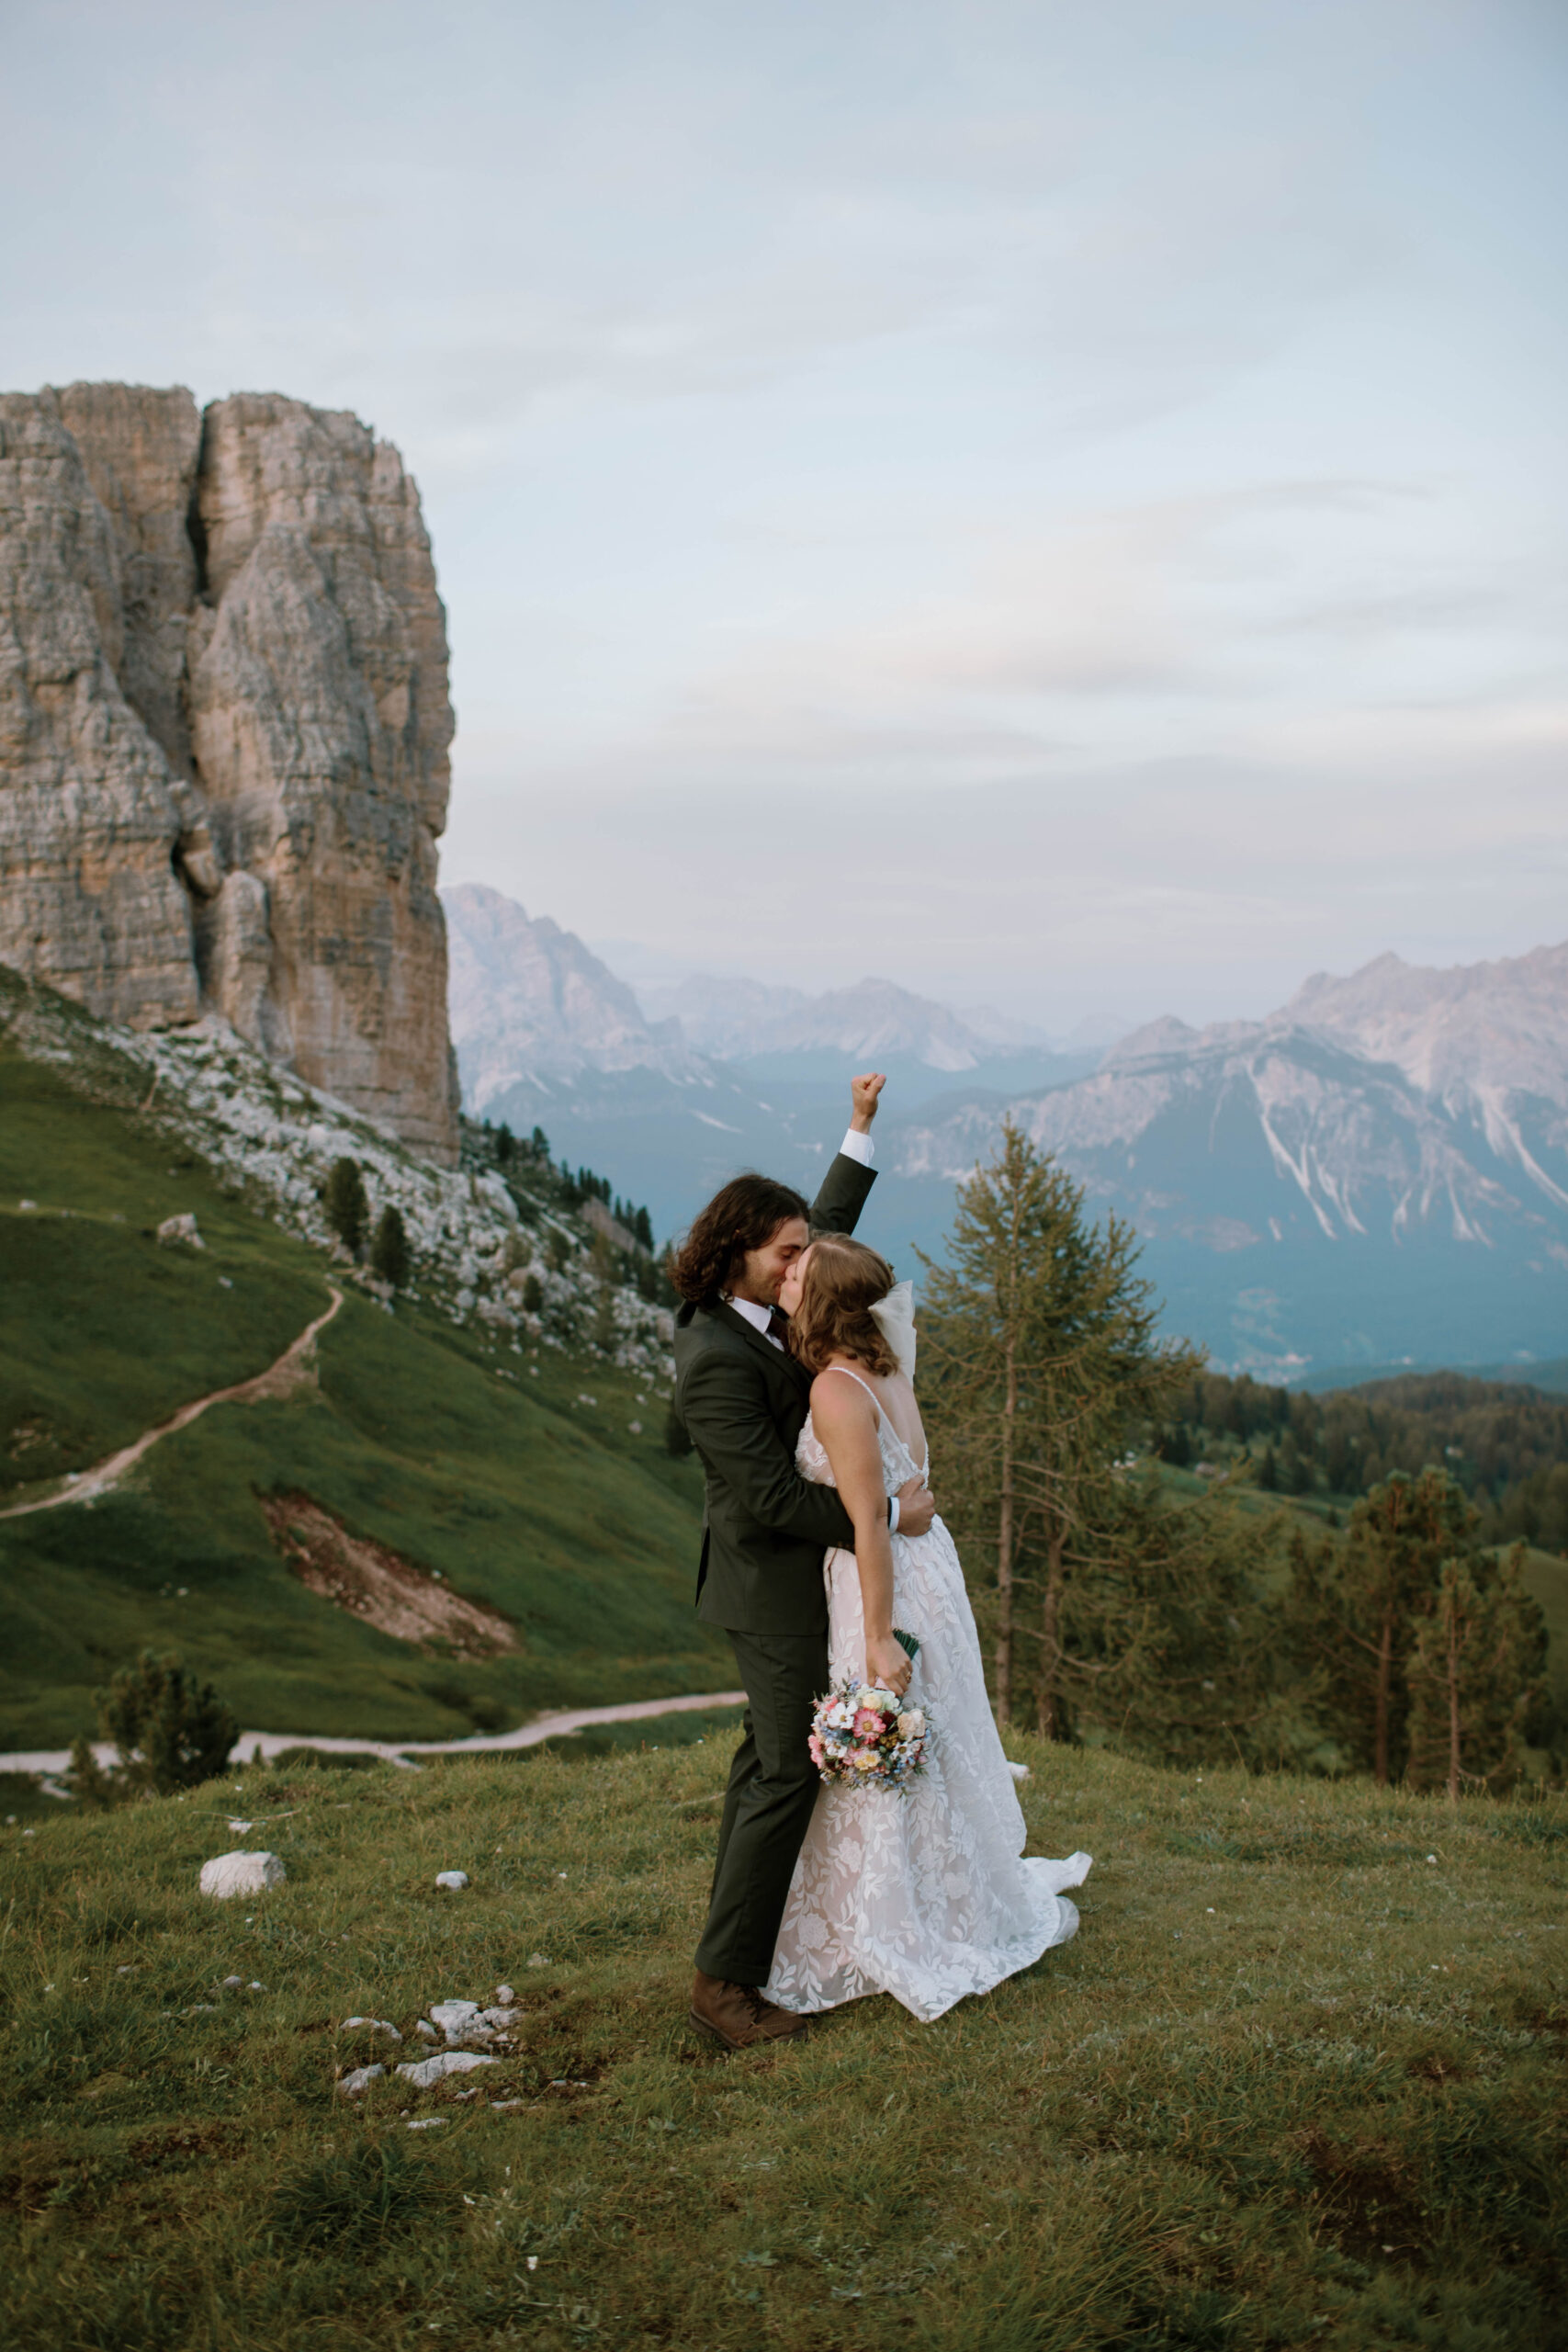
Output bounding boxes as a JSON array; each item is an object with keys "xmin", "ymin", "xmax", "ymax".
[{"xmin": 819, "ymin": 1363, "xmax": 882, "ymax": 1419}]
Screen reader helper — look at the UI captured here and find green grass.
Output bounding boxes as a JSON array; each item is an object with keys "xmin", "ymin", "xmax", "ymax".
[
  {"xmin": 0, "ymin": 1046, "xmax": 727, "ymax": 1750},
  {"xmin": 1, "ymin": 1738, "xmax": 1562, "ymax": 2350}
]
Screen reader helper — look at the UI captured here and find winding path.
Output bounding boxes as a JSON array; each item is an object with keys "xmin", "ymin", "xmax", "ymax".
[
  {"xmin": 0, "ymin": 1690, "xmax": 749, "ymax": 1779},
  {"xmin": 0, "ymin": 1285, "xmax": 344, "ymax": 1523},
  {"xmin": 0, "ymin": 1279, "xmax": 746, "ymax": 1779}
]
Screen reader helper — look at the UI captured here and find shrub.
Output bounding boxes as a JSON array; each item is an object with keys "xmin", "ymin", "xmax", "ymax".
[
  {"xmin": 322, "ymin": 1157, "xmax": 369, "ymax": 1256},
  {"xmin": 368, "ymin": 1203, "xmax": 409, "ymax": 1287},
  {"xmin": 86, "ymin": 1650, "xmax": 238, "ymax": 1796},
  {"xmin": 521, "ymin": 1272, "xmax": 543, "ymax": 1315}
]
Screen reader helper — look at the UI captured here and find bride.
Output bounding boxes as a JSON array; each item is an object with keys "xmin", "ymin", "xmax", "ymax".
[{"xmin": 764, "ymin": 1233, "xmax": 1091, "ymax": 2023}]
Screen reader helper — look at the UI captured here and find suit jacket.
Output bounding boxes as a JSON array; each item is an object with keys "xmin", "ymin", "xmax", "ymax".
[{"xmin": 673, "ymin": 1150, "xmax": 876, "ymax": 1636}]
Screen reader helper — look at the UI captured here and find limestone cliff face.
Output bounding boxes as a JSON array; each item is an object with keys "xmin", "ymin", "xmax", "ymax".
[{"xmin": 0, "ymin": 381, "xmax": 458, "ymax": 1162}]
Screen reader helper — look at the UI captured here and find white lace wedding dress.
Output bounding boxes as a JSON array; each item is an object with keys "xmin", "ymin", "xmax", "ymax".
[{"xmin": 764, "ymin": 1367, "xmax": 1091, "ymax": 2023}]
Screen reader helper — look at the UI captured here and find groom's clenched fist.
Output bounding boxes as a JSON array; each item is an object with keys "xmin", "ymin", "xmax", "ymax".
[{"xmin": 850, "ymin": 1071, "xmax": 886, "ymax": 1132}]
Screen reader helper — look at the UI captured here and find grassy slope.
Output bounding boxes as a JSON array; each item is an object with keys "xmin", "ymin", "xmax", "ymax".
[
  {"xmin": 1, "ymin": 1737, "xmax": 1562, "ymax": 2352},
  {"xmin": 0, "ymin": 1047, "xmax": 728, "ymax": 1749}
]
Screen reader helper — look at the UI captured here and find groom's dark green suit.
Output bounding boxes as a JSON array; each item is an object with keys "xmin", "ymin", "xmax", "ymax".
[{"xmin": 675, "ymin": 1149, "xmax": 875, "ymax": 1987}]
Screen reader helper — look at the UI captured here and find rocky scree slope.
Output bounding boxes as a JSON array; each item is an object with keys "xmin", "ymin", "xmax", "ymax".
[
  {"xmin": 0, "ymin": 381, "xmax": 457, "ymax": 1161},
  {"xmin": 0, "ymin": 966, "xmax": 672, "ymax": 1381}
]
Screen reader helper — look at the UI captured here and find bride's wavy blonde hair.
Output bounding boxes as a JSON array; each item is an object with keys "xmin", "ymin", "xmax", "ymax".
[{"xmin": 786, "ymin": 1234, "xmax": 899, "ymax": 1379}]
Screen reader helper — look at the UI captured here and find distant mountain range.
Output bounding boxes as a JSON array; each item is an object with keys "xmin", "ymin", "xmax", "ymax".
[
  {"xmin": 889, "ymin": 943, "xmax": 1568, "ymax": 1376},
  {"xmin": 442, "ymin": 887, "xmax": 1568, "ymax": 1379}
]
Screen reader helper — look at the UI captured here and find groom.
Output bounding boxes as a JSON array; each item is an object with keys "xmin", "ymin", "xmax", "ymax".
[{"xmin": 670, "ymin": 1074, "xmax": 936, "ymax": 2050}]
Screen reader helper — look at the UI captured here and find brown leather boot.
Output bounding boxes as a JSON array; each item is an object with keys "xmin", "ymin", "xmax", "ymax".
[{"xmin": 689, "ymin": 1971, "xmax": 808, "ymax": 2051}]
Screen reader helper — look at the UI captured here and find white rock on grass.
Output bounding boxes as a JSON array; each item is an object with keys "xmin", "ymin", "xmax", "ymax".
[
  {"xmin": 434, "ymin": 1871, "xmax": 468, "ymax": 1891},
  {"xmin": 338, "ymin": 2064, "xmax": 385, "ymax": 2096},
  {"xmin": 415, "ymin": 2019, "xmax": 438, "ymax": 2041},
  {"xmin": 342, "ymin": 2016, "xmax": 401, "ymax": 2040},
  {"xmin": 156, "ymin": 1212, "xmax": 205, "ymax": 1250},
  {"xmin": 429, "ymin": 1998, "xmax": 485, "ymax": 2041},
  {"xmin": 1006, "ymin": 1761, "xmax": 1032, "ymax": 1783},
  {"xmin": 395, "ymin": 2051, "xmax": 499, "ymax": 2091},
  {"xmin": 494, "ymin": 1983, "xmax": 515, "ymax": 2004},
  {"xmin": 405, "ymin": 2117, "xmax": 447, "ymax": 2130},
  {"xmin": 199, "ymin": 1851, "xmax": 286, "ymax": 1899}
]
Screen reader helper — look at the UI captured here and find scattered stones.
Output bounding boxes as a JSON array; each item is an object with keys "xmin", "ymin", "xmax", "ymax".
[
  {"xmin": 394, "ymin": 2051, "xmax": 499, "ymax": 2091},
  {"xmin": 341, "ymin": 2016, "xmax": 401, "ymax": 2040},
  {"xmin": 434, "ymin": 1870, "xmax": 468, "ymax": 1891},
  {"xmin": 338, "ymin": 2064, "xmax": 385, "ymax": 2096},
  {"xmin": 199, "ymin": 1850, "xmax": 286, "ymax": 1899},
  {"xmin": 156, "ymin": 1213, "xmax": 205, "ymax": 1250},
  {"xmin": 405, "ymin": 2117, "xmax": 446, "ymax": 2130},
  {"xmin": 415, "ymin": 2019, "xmax": 438, "ymax": 2041},
  {"xmin": 526, "ymin": 1953, "xmax": 550, "ymax": 1968},
  {"xmin": 494, "ymin": 1984, "xmax": 515, "ymax": 2004},
  {"xmin": 480, "ymin": 2007, "xmax": 520, "ymax": 2030},
  {"xmin": 491, "ymin": 2098, "xmax": 527, "ymax": 2112},
  {"xmin": 1006, "ymin": 1761, "xmax": 1031, "ymax": 1784},
  {"xmin": 186, "ymin": 2004, "xmax": 220, "ymax": 2016},
  {"xmin": 222, "ymin": 1974, "xmax": 245, "ymax": 1987},
  {"xmin": 429, "ymin": 1998, "xmax": 481, "ymax": 2036}
]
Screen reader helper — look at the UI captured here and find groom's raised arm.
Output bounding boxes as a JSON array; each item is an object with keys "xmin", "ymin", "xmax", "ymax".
[
  {"xmin": 808, "ymin": 1069, "xmax": 882, "ymax": 1238},
  {"xmin": 679, "ymin": 1350, "xmax": 858, "ymax": 1552}
]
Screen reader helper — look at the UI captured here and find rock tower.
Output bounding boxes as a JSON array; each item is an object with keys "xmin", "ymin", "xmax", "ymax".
[{"xmin": 0, "ymin": 381, "xmax": 458, "ymax": 1161}]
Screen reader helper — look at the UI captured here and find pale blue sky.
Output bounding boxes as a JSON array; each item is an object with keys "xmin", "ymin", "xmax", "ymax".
[{"xmin": 5, "ymin": 0, "xmax": 1564, "ymax": 1028}]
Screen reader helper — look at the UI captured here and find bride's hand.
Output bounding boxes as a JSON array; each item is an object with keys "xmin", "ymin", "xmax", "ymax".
[{"xmin": 865, "ymin": 1632, "xmax": 912, "ymax": 1699}]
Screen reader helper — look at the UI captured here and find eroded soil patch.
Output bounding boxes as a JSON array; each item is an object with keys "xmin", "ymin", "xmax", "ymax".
[{"xmin": 261, "ymin": 1489, "xmax": 517, "ymax": 1656}]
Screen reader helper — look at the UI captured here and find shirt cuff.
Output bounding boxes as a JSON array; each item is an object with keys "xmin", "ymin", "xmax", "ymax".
[
  {"xmin": 888, "ymin": 1494, "xmax": 900, "ymax": 1534},
  {"xmin": 840, "ymin": 1125, "xmax": 874, "ymax": 1167}
]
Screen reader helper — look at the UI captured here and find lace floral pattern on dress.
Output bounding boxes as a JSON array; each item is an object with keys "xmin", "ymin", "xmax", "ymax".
[{"xmin": 764, "ymin": 1381, "xmax": 1091, "ymax": 2023}]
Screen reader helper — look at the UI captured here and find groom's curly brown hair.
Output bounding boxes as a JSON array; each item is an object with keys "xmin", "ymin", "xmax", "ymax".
[{"xmin": 669, "ymin": 1172, "xmax": 812, "ymax": 1308}]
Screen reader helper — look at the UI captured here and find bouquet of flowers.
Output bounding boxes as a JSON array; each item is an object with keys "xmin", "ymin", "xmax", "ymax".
[{"xmin": 808, "ymin": 1667, "xmax": 930, "ymax": 1792}]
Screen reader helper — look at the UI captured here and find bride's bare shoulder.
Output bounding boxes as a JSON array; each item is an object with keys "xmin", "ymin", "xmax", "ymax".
[{"xmin": 809, "ymin": 1363, "xmax": 877, "ymax": 1425}]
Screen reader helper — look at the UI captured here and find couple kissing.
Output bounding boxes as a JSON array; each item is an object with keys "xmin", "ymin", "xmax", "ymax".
[{"xmin": 670, "ymin": 1073, "xmax": 1091, "ymax": 2051}]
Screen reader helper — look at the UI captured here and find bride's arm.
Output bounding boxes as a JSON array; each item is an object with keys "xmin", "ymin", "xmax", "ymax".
[{"xmin": 809, "ymin": 1373, "xmax": 912, "ymax": 1699}]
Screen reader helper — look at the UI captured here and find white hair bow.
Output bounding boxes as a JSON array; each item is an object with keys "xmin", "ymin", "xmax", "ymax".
[{"xmin": 869, "ymin": 1279, "xmax": 918, "ymax": 1381}]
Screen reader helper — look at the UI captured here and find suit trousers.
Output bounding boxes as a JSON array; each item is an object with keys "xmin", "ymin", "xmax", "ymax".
[{"xmin": 694, "ymin": 1627, "xmax": 829, "ymax": 1987}]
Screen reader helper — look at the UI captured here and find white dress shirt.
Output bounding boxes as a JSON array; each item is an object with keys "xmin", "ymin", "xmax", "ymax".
[{"xmin": 725, "ymin": 1124, "xmax": 901, "ymax": 1527}]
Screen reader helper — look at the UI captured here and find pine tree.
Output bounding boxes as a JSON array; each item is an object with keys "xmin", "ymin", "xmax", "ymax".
[
  {"xmin": 321, "ymin": 1157, "xmax": 368, "ymax": 1256},
  {"xmin": 1404, "ymin": 1548, "xmax": 1545, "ymax": 1800},
  {"xmin": 93, "ymin": 1651, "xmax": 238, "ymax": 1795},
  {"xmin": 919, "ymin": 1122, "xmax": 1203, "ymax": 1736},
  {"xmin": 1291, "ymin": 1467, "xmax": 1479, "ymax": 1784},
  {"xmin": 368, "ymin": 1204, "xmax": 410, "ymax": 1288}
]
